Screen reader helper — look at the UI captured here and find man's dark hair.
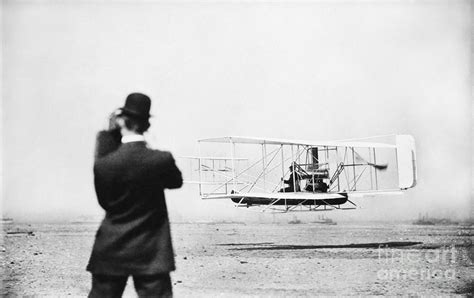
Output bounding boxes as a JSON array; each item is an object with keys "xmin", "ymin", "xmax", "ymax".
[{"xmin": 121, "ymin": 115, "xmax": 150, "ymax": 134}]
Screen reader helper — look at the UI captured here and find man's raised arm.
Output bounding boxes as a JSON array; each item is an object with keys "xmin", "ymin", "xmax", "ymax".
[
  {"xmin": 162, "ymin": 152, "xmax": 183, "ymax": 189},
  {"xmin": 94, "ymin": 130, "xmax": 122, "ymax": 160}
]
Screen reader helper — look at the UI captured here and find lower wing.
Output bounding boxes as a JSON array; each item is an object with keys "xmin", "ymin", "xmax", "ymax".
[{"xmin": 202, "ymin": 190, "xmax": 402, "ymax": 200}]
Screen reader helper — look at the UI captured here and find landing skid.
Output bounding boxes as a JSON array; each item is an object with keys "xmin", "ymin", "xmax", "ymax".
[{"xmin": 234, "ymin": 199, "xmax": 358, "ymax": 213}]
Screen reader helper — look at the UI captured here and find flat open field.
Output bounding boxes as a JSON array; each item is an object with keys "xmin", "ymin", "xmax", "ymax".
[{"xmin": 2, "ymin": 221, "xmax": 473, "ymax": 296}]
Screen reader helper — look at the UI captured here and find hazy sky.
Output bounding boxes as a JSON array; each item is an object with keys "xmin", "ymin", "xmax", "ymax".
[{"xmin": 2, "ymin": 0, "xmax": 471, "ymax": 222}]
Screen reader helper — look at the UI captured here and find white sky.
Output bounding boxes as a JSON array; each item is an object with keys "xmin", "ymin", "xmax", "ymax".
[{"xmin": 2, "ymin": 0, "xmax": 471, "ymax": 222}]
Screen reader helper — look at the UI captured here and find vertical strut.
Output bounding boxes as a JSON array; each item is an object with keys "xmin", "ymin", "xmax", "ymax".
[
  {"xmin": 297, "ymin": 145, "xmax": 301, "ymax": 167},
  {"xmin": 212, "ymin": 159, "xmax": 215, "ymax": 181},
  {"xmin": 198, "ymin": 141, "xmax": 202, "ymax": 196},
  {"xmin": 352, "ymin": 147, "xmax": 357, "ymax": 191},
  {"xmin": 335, "ymin": 147, "xmax": 340, "ymax": 192},
  {"xmin": 262, "ymin": 143, "xmax": 267, "ymax": 191},
  {"xmin": 281, "ymin": 145, "xmax": 285, "ymax": 193},
  {"xmin": 291, "ymin": 145, "xmax": 295, "ymax": 193},
  {"xmin": 373, "ymin": 148, "xmax": 378, "ymax": 190},
  {"xmin": 369, "ymin": 148, "xmax": 373, "ymax": 189},
  {"xmin": 231, "ymin": 141, "xmax": 236, "ymax": 192},
  {"xmin": 394, "ymin": 147, "xmax": 399, "ymax": 187}
]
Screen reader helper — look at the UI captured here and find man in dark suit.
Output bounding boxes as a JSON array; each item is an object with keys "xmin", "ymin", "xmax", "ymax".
[{"xmin": 87, "ymin": 93, "xmax": 183, "ymax": 298}]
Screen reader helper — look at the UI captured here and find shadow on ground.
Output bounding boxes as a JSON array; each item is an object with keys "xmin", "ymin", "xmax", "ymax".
[{"xmin": 219, "ymin": 241, "xmax": 423, "ymax": 250}]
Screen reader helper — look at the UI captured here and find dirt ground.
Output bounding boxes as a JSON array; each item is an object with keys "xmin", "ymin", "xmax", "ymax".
[{"xmin": 1, "ymin": 221, "xmax": 473, "ymax": 296}]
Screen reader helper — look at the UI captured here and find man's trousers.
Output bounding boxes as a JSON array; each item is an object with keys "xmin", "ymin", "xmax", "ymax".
[{"xmin": 88, "ymin": 273, "xmax": 172, "ymax": 298}]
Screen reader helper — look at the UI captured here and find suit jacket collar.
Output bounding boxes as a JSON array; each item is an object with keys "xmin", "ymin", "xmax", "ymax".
[
  {"xmin": 122, "ymin": 134, "xmax": 146, "ymax": 143},
  {"xmin": 121, "ymin": 141, "xmax": 146, "ymax": 148}
]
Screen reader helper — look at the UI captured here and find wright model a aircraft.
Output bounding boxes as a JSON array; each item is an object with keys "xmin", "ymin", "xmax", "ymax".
[{"xmin": 182, "ymin": 135, "xmax": 417, "ymax": 212}]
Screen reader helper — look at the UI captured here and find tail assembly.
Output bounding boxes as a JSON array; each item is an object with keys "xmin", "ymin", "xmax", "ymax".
[{"xmin": 396, "ymin": 135, "xmax": 417, "ymax": 189}]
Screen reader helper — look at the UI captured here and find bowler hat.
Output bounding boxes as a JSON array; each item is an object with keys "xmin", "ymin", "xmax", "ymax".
[{"xmin": 119, "ymin": 93, "xmax": 152, "ymax": 119}]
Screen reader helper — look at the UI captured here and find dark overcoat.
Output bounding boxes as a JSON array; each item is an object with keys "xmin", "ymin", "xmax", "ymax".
[{"xmin": 87, "ymin": 130, "xmax": 183, "ymax": 275}]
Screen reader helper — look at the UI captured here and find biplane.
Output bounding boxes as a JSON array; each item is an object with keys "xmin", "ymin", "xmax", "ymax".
[{"xmin": 181, "ymin": 135, "xmax": 416, "ymax": 212}]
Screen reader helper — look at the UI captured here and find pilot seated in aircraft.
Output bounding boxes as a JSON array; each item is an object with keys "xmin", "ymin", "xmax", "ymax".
[{"xmin": 279, "ymin": 164, "xmax": 302, "ymax": 193}]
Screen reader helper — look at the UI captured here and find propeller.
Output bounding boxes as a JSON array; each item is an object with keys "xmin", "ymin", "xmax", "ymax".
[
  {"xmin": 367, "ymin": 162, "xmax": 388, "ymax": 171},
  {"xmin": 354, "ymin": 152, "xmax": 388, "ymax": 171}
]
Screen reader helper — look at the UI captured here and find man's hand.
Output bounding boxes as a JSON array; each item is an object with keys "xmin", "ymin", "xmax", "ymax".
[{"xmin": 108, "ymin": 109, "xmax": 122, "ymax": 131}]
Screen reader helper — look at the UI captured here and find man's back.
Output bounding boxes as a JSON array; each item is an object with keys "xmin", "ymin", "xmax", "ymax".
[{"xmin": 88, "ymin": 131, "xmax": 183, "ymax": 276}]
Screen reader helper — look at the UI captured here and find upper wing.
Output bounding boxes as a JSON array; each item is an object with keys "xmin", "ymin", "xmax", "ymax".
[{"xmin": 198, "ymin": 136, "xmax": 396, "ymax": 149}]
